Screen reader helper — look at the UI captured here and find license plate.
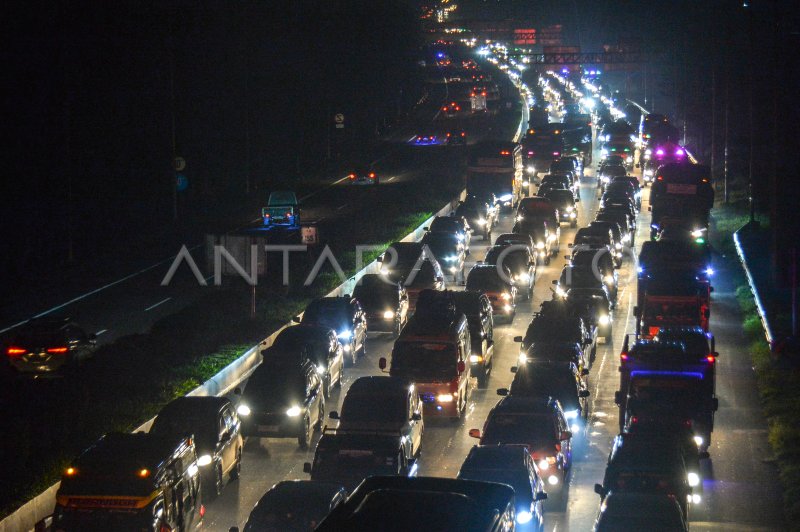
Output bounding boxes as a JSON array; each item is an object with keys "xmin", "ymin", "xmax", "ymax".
[
  {"xmin": 258, "ymin": 425, "xmax": 279, "ymax": 433},
  {"xmin": 666, "ymin": 183, "xmax": 697, "ymax": 195}
]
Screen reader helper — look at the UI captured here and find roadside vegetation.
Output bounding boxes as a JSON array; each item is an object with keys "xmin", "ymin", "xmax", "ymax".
[{"xmin": 711, "ymin": 203, "xmax": 800, "ymax": 524}]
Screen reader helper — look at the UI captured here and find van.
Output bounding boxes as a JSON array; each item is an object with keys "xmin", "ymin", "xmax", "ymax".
[{"xmin": 380, "ymin": 291, "xmax": 471, "ymax": 419}]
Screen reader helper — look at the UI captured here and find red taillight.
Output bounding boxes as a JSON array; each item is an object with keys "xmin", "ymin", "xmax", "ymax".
[
  {"xmin": 264, "ymin": 213, "xmax": 270, "ymax": 217},
  {"xmin": 369, "ymin": 173, "xmax": 376, "ymax": 179},
  {"xmin": 630, "ymin": 416, "xmax": 638, "ymax": 424},
  {"xmin": 348, "ymin": 174, "xmax": 355, "ymax": 180},
  {"xmin": 461, "ymin": 132, "xmax": 465, "ymax": 136},
  {"xmin": 552, "ymin": 152, "xmax": 560, "ymax": 156},
  {"xmin": 620, "ymin": 352, "xmax": 628, "ymax": 362},
  {"xmin": 656, "ymin": 175, "xmax": 663, "ymax": 181},
  {"xmin": 706, "ymin": 355, "xmax": 715, "ymax": 363},
  {"xmin": 442, "ymin": 106, "xmax": 448, "ymax": 111},
  {"xmin": 46, "ymin": 347, "xmax": 69, "ymax": 354},
  {"xmin": 7, "ymin": 347, "xmax": 26, "ymax": 356}
]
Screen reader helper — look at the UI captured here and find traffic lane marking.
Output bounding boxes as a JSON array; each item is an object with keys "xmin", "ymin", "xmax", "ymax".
[{"xmin": 144, "ymin": 297, "xmax": 172, "ymax": 312}]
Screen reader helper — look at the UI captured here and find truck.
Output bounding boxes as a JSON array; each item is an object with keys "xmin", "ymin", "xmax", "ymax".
[
  {"xmin": 465, "ymin": 141, "xmax": 524, "ymax": 209},
  {"xmin": 649, "ymin": 163, "xmax": 713, "ymax": 239},
  {"xmin": 637, "ymin": 240, "xmax": 713, "ymax": 307},
  {"xmin": 635, "ymin": 277, "xmax": 711, "ymax": 339},
  {"xmin": 262, "ymin": 190, "xmax": 299, "ymax": 227}
]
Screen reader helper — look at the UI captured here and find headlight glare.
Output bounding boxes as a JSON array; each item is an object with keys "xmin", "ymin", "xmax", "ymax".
[
  {"xmin": 237, "ymin": 404, "xmax": 251, "ymax": 416},
  {"xmin": 286, "ymin": 406, "xmax": 302, "ymax": 417},
  {"xmin": 197, "ymin": 454, "xmax": 213, "ymax": 467}
]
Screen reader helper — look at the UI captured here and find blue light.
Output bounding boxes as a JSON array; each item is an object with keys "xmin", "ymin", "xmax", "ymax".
[
  {"xmin": 630, "ymin": 370, "xmax": 704, "ymax": 379},
  {"xmin": 637, "ymin": 266, "xmax": 643, "ymax": 274},
  {"xmin": 705, "ymin": 267, "xmax": 715, "ymax": 276}
]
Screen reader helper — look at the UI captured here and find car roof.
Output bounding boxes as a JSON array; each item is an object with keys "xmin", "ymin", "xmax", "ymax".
[
  {"xmin": 462, "ymin": 444, "xmax": 530, "ymax": 468},
  {"xmin": 347, "ymin": 376, "xmax": 412, "ymax": 396},
  {"xmin": 158, "ymin": 396, "xmax": 230, "ymax": 416},
  {"xmin": 493, "ymin": 395, "xmax": 559, "ymax": 413}
]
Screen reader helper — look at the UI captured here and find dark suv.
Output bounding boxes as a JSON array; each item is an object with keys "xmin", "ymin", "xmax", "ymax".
[{"xmin": 298, "ymin": 297, "xmax": 367, "ymax": 365}]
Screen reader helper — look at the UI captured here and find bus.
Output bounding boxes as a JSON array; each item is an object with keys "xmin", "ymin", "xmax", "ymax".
[{"xmin": 466, "ymin": 141, "xmax": 524, "ymax": 209}]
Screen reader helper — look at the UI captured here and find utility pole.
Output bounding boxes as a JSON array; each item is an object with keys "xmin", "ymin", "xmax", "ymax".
[
  {"xmin": 723, "ymin": 75, "xmax": 729, "ymax": 203},
  {"xmin": 710, "ymin": 67, "xmax": 716, "ymax": 184},
  {"xmin": 746, "ymin": 1, "xmax": 755, "ymax": 223},
  {"xmin": 169, "ymin": 18, "xmax": 178, "ymax": 222}
]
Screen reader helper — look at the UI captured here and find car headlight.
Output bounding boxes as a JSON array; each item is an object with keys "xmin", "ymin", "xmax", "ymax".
[
  {"xmin": 687, "ymin": 472, "xmax": 700, "ymax": 487},
  {"xmin": 645, "ymin": 149, "xmax": 652, "ymax": 156},
  {"xmin": 547, "ymin": 474, "xmax": 559, "ymax": 485},
  {"xmin": 286, "ymin": 406, "xmax": 302, "ymax": 417},
  {"xmin": 522, "ymin": 180, "xmax": 530, "ymax": 187},
  {"xmin": 197, "ymin": 454, "xmax": 213, "ymax": 467},
  {"xmin": 692, "ymin": 493, "xmax": 702, "ymax": 504},
  {"xmin": 516, "ymin": 273, "xmax": 530, "ymax": 283},
  {"xmin": 604, "ymin": 275, "xmax": 615, "ymax": 285},
  {"xmin": 501, "ymin": 292, "xmax": 511, "ymax": 300},
  {"xmin": 615, "ymin": 242, "xmax": 622, "ymax": 250},
  {"xmin": 498, "ymin": 194, "xmax": 513, "ymax": 202},
  {"xmin": 526, "ymin": 165, "xmax": 536, "ymax": 173},
  {"xmin": 555, "ymin": 286, "xmax": 566, "ymax": 297},
  {"xmin": 601, "ymin": 148, "xmax": 608, "ymax": 156},
  {"xmin": 599, "ymin": 314, "xmax": 610, "ymax": 326},
  {"xmin": 316, "ymin": 364, "xmax": 326, "ymax": 375},
  {"xmin": 602, "ymin": 176, "xmax": 610, "ymax": 183},
  {"xmin": 237, "ymin": 404, "xmax": 251, "ymax": 416},
  {"xmin": 456, "ymin": 234, "xmax": 465, "ymax": 242},
  {"xmin": 380, "ymin": 266, "xmax": 390, "ymax": 275},
  {"xmin": 516, "ymin": 510, "xmax": 533, "ymax": 525},
  {"xmin": 475, "ymin": 218, "xmax": 487, "ymax": 226},
  {"xmin": 536, "ymin": 241, "xmax": 545, "ymax": 250},
  {"xmin": 437, "ymin": 393, "xmax": 454, "ymax": 402},
  {"xmin": 566, "ymin": 206, "xmax": 574, "ymax": 213},
  {"xmin": 469, "ymin": 354, "xmax": 483, "ymax": 363},
  {"xmin": 569, "ymin": 212, "xmax": 576, "ymax": 219},
  {"xmin": 383, "ymin": 310, "xmax": 395, "ymax": 319},
  {"xmin": 337, "ymin": 330, "xmax": 352, "ymax": 340},
  {"xmin": 693, "ymin": 435, "xmax": 704, "ymax": 447},
  {"xmin": 622, "ymin": 234, "xmax": 631, "ymax": 243},
  {"xmin": 538, "ymin": 459, "xmax": 551, "ymax": 471},
  {"xmin": 564, "ymin": 409, "xmax": 579, "ymax": 420}
]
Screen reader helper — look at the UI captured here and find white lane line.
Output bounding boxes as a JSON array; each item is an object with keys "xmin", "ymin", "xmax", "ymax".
[
  {"xmin": 336, "ymin": 204, "xmax": 348, "ymax": 211},
  {"xmin": 95, "ymin": 329, "xmax": 108, "ymax": 336},
  {"xmin": 0, "ymin": 247, "xmax": 203, "ymax": 336},
  {"xmin": 387, "ymin": 176, "xmax": 397, "ymax": 182},
  {"xmin": 144, "ymin": 297, "xmax": 172, "ymax": 312},
  {"xmin": 299, "ymin": 175, "xmax": 351, "ymax": 202}
]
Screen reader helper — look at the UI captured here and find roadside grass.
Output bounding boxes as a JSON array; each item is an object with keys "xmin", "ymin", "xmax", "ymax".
[{"xmin": 712, "ymin": 204, "xmax": 800, "ymax": 526}]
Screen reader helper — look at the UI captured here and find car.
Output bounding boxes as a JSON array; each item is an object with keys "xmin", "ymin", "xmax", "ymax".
[
  {"xmin": 352, "ymin": 274, "xmax": 409, "ymax": 337},
  {"xmin": 328, "ymin": 376, "xmax": 424, "ymax": 463},
  {"xmin": 441, "ymin": 101, "xmax": 463, "ymax": 117},
  {"xmin": 446, "ymin": 129, "xmax": 468, "ymax": 146},
  {"xmin": 589, "ymin": 220, "xmax": 625, "ymax": 257},
  {"xmin": 522, "ymin": 341, "xmax": 588, "ymax": 377},
  {"xmin": 379, "ymin": 242, "xmax": 445, "ymax": 292},
  {"xmin": 403, "ymin": 259, "xmax": 446, "ymax": 312},
  {"xmin": 4, "ymin": 317, "xmax": 97, "ymax": 375},
  {"xmin": 567, "ymin": 249, "xmax": 618, "ymax": 299},
  {"xmin": 592, "ymin": 491, "xmax": 688, "ymax": 531},
  {"xmin": 452, "ymin": 291, "xmax": 495, "ymax": 387},
  {"xmin": 347, "ymin": 164, "xmax": 379, "ymax": 185},
  {"xmin": 316, "ymin": 476, "xmax": 516, "ymax": 531},
  {"xmin": 412, "ymin": 132, "xmax": 439, "ymax": 145},
  {"xmin": 597, "ymin": 162, "xmax": 626, "ymax": 190},
  {"xmin": 235, "ymin": 480, "xmax": 347, "ymax": 532},
  {"xmin": 502, "ymin": 360, "xmax": 590, "ymax": 434},
  {"xmin": 421, "ymin": 231, "xmax": 467, "ymax": 284},
  {"xmin": 426, "ymin": 215, "xmax": 472, "ymax": 250},
  {"xmin": 483, "ymin": 244, "xmax": 536, "ymax": 300},
  {"xmin": 542, "ymin": 188, "xmax": 578, "ymax": 227},
  {"xmin": 235, "ymin": 359, "xmax": 325, "ymax": 449},
  {"xmin": 551, "ymin": 157, "xmax": 582, "ymax": 180},
  {"xmin": 514, "ymin": 218, "xmax": 555, "ymax": 265},
  {"xmin": 557, "ymin": 263, "xmax": 618, "ymax": 304},
  {"xmin": 565, "ymin": 287, "xmax": 614, "ymax": 342},
  {"xmin": 465, "ymin": 264, "xmax": 517, "ymax": 322},
  {"xmin": 470, "ymin": 395, "xmax": 573, "ymax": 508},
  {"xmin": 516, "ymin": 304, "xmax": 597, "ymax": 363},
  {"xmin": 537, "ymin": 173, "xmax": 572, "ymax": 194},
  {"xmin": 494, "ymin": 232, "xmax": 535, "ymax": 255},
  {"xmin": 595, "ymin": 211, "xmax": 633, "ymax": 245},
  {"xmin": 457, "ymin": 445, "xmax": 548, "ymax": 530},
  {"xmin": 267, "ymin": 324, "xmax": 345, "ymax": 397},
  {"xmin": 150, "ymin": 396, "xmax": 243, "ymax": 500},
  {"xmin": 297, "ymin": 297, "xmax": 367, "ymax": 364},
  {"xmin": 594, "ymin": 433, "xmax": 693, "ymax": 519},
  {"xmin": 454, "ymin": 195, "xmax": 496, "ymax": 240},
  {"xmin": 572, "ymin": 226, "xmax": 620, "ymax": 267},
  {"xmin": 600, "ymin": 188, "xmax": 638, "ymax": 215}
]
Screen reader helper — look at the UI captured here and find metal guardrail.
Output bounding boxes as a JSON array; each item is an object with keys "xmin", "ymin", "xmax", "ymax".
[{"xmin": 733, "ymin": 228, "xmax": 775, "ymax": 346}]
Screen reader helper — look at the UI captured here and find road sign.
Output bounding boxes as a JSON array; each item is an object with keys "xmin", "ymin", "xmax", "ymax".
[
  {"xmin": 176, "ymin": 173, "xmax": 188, "ymax": 192},
  {"xmin": 301, "ymin": 225, "xmax": 318, "ymax": 245},
  {"xmin": 174, "ymin": 157, "xmax": 186, "ymax": 172},
  {"xmin": 334, "ymin": 113, "xmax": 344, "ymax": 124}
]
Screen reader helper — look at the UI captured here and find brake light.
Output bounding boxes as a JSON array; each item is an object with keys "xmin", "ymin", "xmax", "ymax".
[
  {"xmin": 620, "ymin": 352, "xmax": 628, "ymax": 362},
  {"xmin": 500, "ymin": 150, "xmax": 510, "ymax": 155},
  {"xmin": 46, "ymin": 347, "xmax": 69, "ymax": 354},
  {"xmin": 706, "ymin": 355, "xmax": 715, "ymax": 363},
  {"xmin": 285, "ymin": 212, "xmax": 291, "ymax": 218},
  {"xmin": 656, "ymin": 175, "xmax": 663, "ymax": 181},
  {"xmin": 552, "ymin": 152, "xmax": 560, "ymax": 156},
  {"xmin": 442, "ymin": 106, "xmax": 448, "ymax": 111},
  {"xmin": 348, "ymin": 173, "xmax": 355, "ymax": 179},
  {"xmin": 264, "ymin": 213, "xmax": 270, "ymax": 217},
  {"xmin": 369, "ymin": 173, "xmax": 376, "ymax": 179},
  {"xmin": 630, "ymin": 416, "xmax": 638, "ymax": 424},
  {"xmin": 7, "ymin": 347, "xmax": 26, "ymax": 356}
]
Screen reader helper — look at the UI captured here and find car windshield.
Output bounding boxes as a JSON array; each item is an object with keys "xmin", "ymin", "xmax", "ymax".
[
  {"xmin": 453, "ymin": 294, "xmax": 482, "ymax": 316},
  {"xmin": 341, "ymin": 395, "xmax": 406, "ymax": 424},
  {"xmin": 466, "ymin": 269, "xmax": 507, "ymax": 291},
  {"xmin": 518, "ymin": 200, "xmax": 552, "ymax": 216},
  {"xmin": 272, "ymin": 328, "xmax": 327, "ymax": 352},
  {"xmin": 562, "ymin": 268, "xmax": 603, "ymax": 288},
  {"xmin": 484, "ymin": 248, "xmax": 527, "ymax": 269},
  {"xmin": 511, "ymin": 370, "xmax": 579, "ymax": 407},
  {"xmin": 630, "ymin": 377, "xmax": 704, "ymax": 408},
  {"xmin": 459, "ymin": 470, "xmax": 533, "ymax": 503},
  {"xmin": 245, "ymin": 368, "xmax": 305, "ymax": 405},
  {"xmin": 482, "ymin": 414, "xmax": 557, "ymax": 447},
  {"xmin": 245, "ymin": 489, "xmax": 332, "ymax": 532},
  {"xmin": 657, "ymin": 332, "xmax": 709, "ymax": 356},
  {"xmin": 430, "ymin": 218, "xmax": 459, "ymax": 232},
  {"xmin": 312, "ymin": 447, "xmax": 397, "ymax": 477},
  {"xmin": 406, "ymin": 262, "xmax": 436, "ymax": 287},
  {"xmin": 526, "ymin": 319, "xmax": 582, "ymax": 343},
  {"xmin": 391, "ymin": 342, "xmax": 456, "ymax": 380}
]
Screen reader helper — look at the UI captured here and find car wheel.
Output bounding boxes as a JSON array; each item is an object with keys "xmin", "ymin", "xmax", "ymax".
[
  {"xmin": 229, "ymin": 448, "xmax": 242, "ymax": 481},
  {"xmin": 298, "ymin": 417, "xmax": 310, "ymax": 450},
  {"xmin": 324, "ymin": 375, "xmax": 332, "ymax": 398},
  {"xmin": 210, "ymin": 464, "xmax": 224, "ymax": 499},
  {"xmin": 393, "ymin": 320, "xmax": 402, "ymax": 338},
  {"xmin": 358, "ymin": 337, "xmax": 367, "ymax": 358}
]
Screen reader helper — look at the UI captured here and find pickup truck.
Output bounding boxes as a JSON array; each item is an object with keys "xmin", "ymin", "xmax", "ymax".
[{"xmin": 262, "ymin": 190, "xmax": 299, "ymax": 227}]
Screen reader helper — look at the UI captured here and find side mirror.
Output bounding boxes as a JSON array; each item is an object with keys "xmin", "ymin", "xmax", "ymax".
[
  {"xmin": 234, "ymin": 387, "xmax": 242, "ymax": 396},
  {"xmin": 303, "ymin": 462, "xmax": 312, "ymax": 474},
  {"xmin": 423, "ymin": 226, "xmax": 430, "ymax": 231},
  {"xmin": 712, "ymin": 397, "xmax": 719, "ymax": 411},
  {"xmin": 496, "ymin": 388, "xmax": 509, "ymax": 396},
  {"xmin": 699, "ymin": 451, "xmax": 711, "ymax": 460},
  {"xmin": 633, "ymin": 305, "xmax": 640, "ymax": 317},
  {"xmin": 568, "ymin": 242, "xmax": 573, "ymax": 248},
  {"xmin": 579, "ymin": 389, "xmax": 590, "ymax": 398},
  {"xmin": 457, "ymin": 360, "xmax": 466, "ymax": 373},
  {"xmin": 535, "ymin": 491, "xmax": 548, "ymax": 501},
  {"xmin": 594, "ymin": 483, "xmax": 607, "ymax": 497},
  {"xmin": 581, "ymin": 369, "xmax": 589, "ymax": 377},
  {"xmin": 614, "ymin": 391, "xmax": 622, "ymax": 405},
  {"xmin": 379, "ymin": 357, "xmax": 387, "ymax": 371},
  {"xmin": 513, "ymin": 335, "xmax": 523, "ymax": 343},
  {"xmin": 468, "ymin": 428, "xmax": 481, "ymax": 439},
  {"xmin": 712, "ymin": 351, "xmax": 720, "ymax": 358},
  {"xmin": 560, "ymin": 430, "xmax": 573, "ymax": 440},
  {"xmin": 435, "ymin": 276, "xmax": 444, "ymax": 284},
  {"xmin": 551, "ymin": 279, "xmax": 558, "ymax": 285},
  {"xmin": 411, "ymin": 412, "xmax": 422, "ymax": 421},
  {"xmin": 510, "ymin": 366, "xmax": 518, "ymax": 373},
  {"xmin": 329, "ymin": 411, "xmax": 340, "ymax": 420},
  {"xmin": 292, "ymin": 316, "xmax": 301, "ymax": 323}
]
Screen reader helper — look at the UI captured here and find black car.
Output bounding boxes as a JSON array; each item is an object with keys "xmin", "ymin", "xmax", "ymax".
[
  {"xmin": 421, "ymin": 231, "xmax": 467, "ymax": 284},
  {"xmin": 589, "ymin": 220, "xmax": 625, "ymax": 258},
  {"xmin": 484, "ymin": 245, "xmax": 536, "ymax": 300},
  {"xmin": 596, "ymin": 207, "xmax": 635, "ymax": 236},
  {"xmin": 454, "ymin": 195, "xmax": 496, "ymax": 240},
  {"xmin": 427, "ymin": 215, "xmax": 472, "ymax": 250},
  {"xmin": 551, "ymin": 157, "xmax": 581, "ymax": 179},
  {"xmin": 453, "ymin": 291, "xmax": 495, "ymax": 387},
  {"xmin": 595, "ymin": 211, "xmax": 633, "ymax": 245},
  {"xmin": 4, "ymin": 317, "xmax": 97, "ymax": 376},
  {"xmin": 352, "ymin": 274, "xmax": 409, "ymax": 336},
  {"xmin": 267, "ymin": 324, "xmax": 344, "ymax": 397},
  {"xmin": 379, "ymin": 242, "xmax": 426, "ymax": 283},
  {"xmin": 542, "ymin": 188, "xmax": 578, "ymax": 228},
  {"xmin": 494, "ymin": 232, "xmax": 535, "ymax": 256},
  {"xmin": 298, "ymin": 297, "xmax": 367, "ymax": 365},
  {"xmin": 517, "ymin": 302, "xmax": 598, "ymax": 361},
  {"xmin": 316, "ymin": 476, "xmax": 516, "ymax": 531},
  {"xmin": 150, "ymin": 396, "xmax": 243, "ymax": 500},
  {"xmin": 465, "ymin": 264, "xmax": 517, "ymax": 322},
  {"xmin": 237, "ymin": 480, "xmax": 347, "ymax": 532},
  {"xmin": 457, "ymin": 445, "xmax": 547, "ymax": 530},
  {"xmin": 593, "ymin": 491, "xmax": 688, "ymax": 532},
  {"xmin": 235, "ymin": 359, "xmax": 324, "ymax": 449},
  {"xmin": 538, "ymin": 174, "xmax": 572, "ymax": 193},
  {"xmin": 446, "ymin": 129, "xmax": 468, "ymax": 146},
  {"xmin": 522, "ymin": 341, "xmax": 588, "ymax": 377},
  {"xmin": 503, "ymin": 360, "xmax": 590, "ymax": 434},
  {"xmin": 565, "ymin": 288, "xmax": 614, "ymax": 343},
  {"xmin": 557, "ymin": 264, "xmax": 618, "ymax": 304},
  {"xmin": 347, "ymin": 164, "xmax": 379, "ymax": 185}
]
